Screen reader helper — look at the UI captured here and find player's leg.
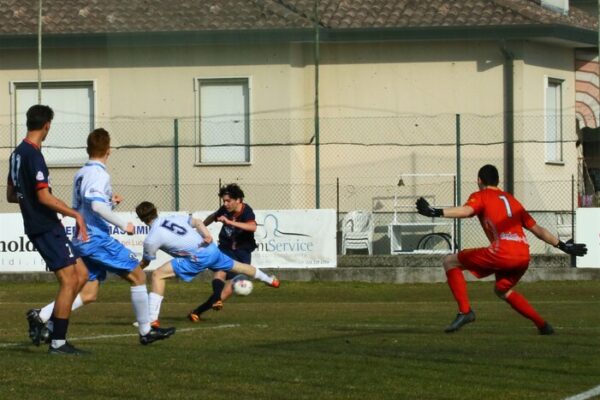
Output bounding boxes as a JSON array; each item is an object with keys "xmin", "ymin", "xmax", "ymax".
[
  {"xmin": 50, "ymin": 259, "xmax": 88, "ymax": 353},
  {"xmin": 38, "ymin": 268, "xmax": 100, "ymax": 324},
  {"xmin": 443, "ymin": 253, "xmax": 471, "ymax": 314},
  {"xmin": 189, "ymin": 270, "xmax": 226, "ymax": 321},
  {"xmin": 120, "ymin": 266, "xmax": 153, "ymax": 335},
  {"xmin": 220, "ymin": 273, "xmax": 236, "ymax": 302},
  {"xmin": 220, "ymin": 249, "xmax": 252, "ymax": 302},
  {"xmin": 38, "ymin": 279, "xmax": 100, "ymax": 344},
  {"xmin": 147, "ymin": 262, "xmax": 176, "ymax": 322},
  {"xmin": 28, "ymin": 259, "xmax": 91, "ymax": 345},
  {"xmin": 231, "ymin": 261, "xmax": 279, "ymax": 287},
  {"xmin": 494, "ymin": 270, "xmax": 553, "ymax": 335},
  {"xmin": 441, "ymin": 249, "xmax": 494, "ymax": 333}
]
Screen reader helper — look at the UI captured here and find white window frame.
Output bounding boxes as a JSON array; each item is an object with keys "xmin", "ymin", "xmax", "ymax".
[
  {"xmin": 194, "ymin": 77, "xmax": 251, "ymax": 165},
  {"xmin": 10, "ymin": 79, "xmax": 97, "ymax": 167},
  {"xmin": 544, "ymin": 77, "xmax": 564, "ymax": 164}
]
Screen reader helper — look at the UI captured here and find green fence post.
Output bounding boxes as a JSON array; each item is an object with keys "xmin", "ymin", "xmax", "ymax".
[
  {"xmin": 455, "ymin": 114, "xmax": 462, "ymax": 251},
  {"xmin": 174, "ymin": 119, "xmax": 180, "ymax": 211}
]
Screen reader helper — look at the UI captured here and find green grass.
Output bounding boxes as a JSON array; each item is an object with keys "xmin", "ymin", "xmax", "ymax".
[{"xmin": 1, "ymin": 280, "xmax": 599, "ymax": 400}]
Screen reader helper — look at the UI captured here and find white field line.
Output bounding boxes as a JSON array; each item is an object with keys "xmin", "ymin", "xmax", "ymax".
[
  {"xmin": 0, "ymin": 323, "xmax": 239, "ymax": 348},
  {"xmin": 2, "ymin": 300, "xmax": 600, "ymax": 306},
  {"xmin": 564, "ymin": 384, "xmax": 600, "ymax": 400}
]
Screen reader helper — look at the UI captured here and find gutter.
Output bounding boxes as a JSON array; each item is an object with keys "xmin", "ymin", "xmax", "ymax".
[
  {"xmin": 0, "ymin": 24, "xmax": 595, "ymax": 49},
  {"xmin": 501, "ymin": 43, "xmax": 515, "ymax": 194}
]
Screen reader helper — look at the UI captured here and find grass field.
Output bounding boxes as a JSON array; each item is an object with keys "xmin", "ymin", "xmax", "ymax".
[{"xmin": 1, "ymin": 279, "xmax": 599, "ymax": 400}]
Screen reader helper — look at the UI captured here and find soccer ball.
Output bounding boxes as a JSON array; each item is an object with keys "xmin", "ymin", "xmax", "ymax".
[{"xmin": 233, "ymin": 279, "xmax": 253, "ymax": 296}]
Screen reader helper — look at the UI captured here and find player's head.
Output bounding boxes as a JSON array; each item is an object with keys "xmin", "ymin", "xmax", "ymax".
[
  {"xmin": 26, "ymin": 105, "xmax": 54, "ymax": 137},
  {"xmin": 477, "ymin": 164, "xmax": 499, "ymax": 188},
  {"xmin": 219, "ymin": 183, "xmax": 245, "ymax": 212},
  {"xmin": 136, "ymin": 201, "xmax": 158, "ymax": 224},
  {"xmin": 87, "ymin": 128, "xmax": 111, "ymax": 158}
]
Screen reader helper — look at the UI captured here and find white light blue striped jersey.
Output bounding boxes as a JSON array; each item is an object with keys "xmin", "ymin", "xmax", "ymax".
[
  {"xmin": 143, "ymin": 214, "xmax": 208, "ymax": 261},
  {"xmin": 72, "ymin": 161, "xmax": 113, "ymax": 241}
]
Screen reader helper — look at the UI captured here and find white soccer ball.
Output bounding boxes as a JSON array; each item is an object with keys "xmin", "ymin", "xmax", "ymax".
[{"xmin": 233, "ymin": 279, "xmax": 253, "ymax": 296}]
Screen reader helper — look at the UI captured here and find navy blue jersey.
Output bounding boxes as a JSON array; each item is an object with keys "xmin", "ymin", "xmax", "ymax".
[
  {"xmin": 8, "ymin": 139, "xmax": 61, "ymax": 235},
  {"xmin": 215, "ymin": 203, "xmax": 257, "ymax": 251}
]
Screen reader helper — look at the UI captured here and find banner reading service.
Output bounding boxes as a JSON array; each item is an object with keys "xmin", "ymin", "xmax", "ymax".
[{"xmin": 0, "ymin": 209, "xmax": 337, "ymax": 272}]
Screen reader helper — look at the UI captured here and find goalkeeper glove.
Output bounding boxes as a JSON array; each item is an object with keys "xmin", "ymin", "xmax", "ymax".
[
  {"xmin": 416, "ymin": 197, "xmax": 443, "ymax": 218},
  {"xmin": 556, "ymin": 239, "xmax": 588, "ymax": 257}
]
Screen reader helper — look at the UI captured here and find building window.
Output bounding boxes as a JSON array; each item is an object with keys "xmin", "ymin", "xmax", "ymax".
[
  {"xmin": 545, "ymin": 78, "xmax": 563, "ymax": 163},
  {"xmin": 13, "ymin": 81, "xmax": 95, "ymax": 166},
  {"xmin": 197, "ymin": 78, "xmax": 250, "ymax": 164}
]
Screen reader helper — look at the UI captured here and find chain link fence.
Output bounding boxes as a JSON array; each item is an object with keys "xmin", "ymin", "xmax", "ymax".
[{"xmin": 1, "ymin": 113, "xmax": 592, "ymax": 255}]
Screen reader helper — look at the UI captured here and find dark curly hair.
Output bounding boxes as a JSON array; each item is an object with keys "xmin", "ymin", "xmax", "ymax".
[{"xmin": 218, "ymin": 183, "xmax": 245, "ymax": 200}]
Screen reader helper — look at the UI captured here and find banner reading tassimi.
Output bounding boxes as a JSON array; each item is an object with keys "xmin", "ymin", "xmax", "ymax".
[
  {"xmin": 192, "ymin": 209, "xmax": 337, "ymax": 268},
  {"xmin": 0, "ymin": 209, "xmax": 336, "ymax": 271}
]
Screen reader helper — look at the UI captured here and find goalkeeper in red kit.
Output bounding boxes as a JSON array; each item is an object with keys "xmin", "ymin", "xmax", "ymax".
[{"xmin": 416, "ymin": 164, "xmax": 587, "ymax": 335}]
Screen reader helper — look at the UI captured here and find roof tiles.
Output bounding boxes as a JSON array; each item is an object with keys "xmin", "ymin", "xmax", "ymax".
[{"xmin": 0, "ymin": 0, "xmax": 595, "ymax": 35}]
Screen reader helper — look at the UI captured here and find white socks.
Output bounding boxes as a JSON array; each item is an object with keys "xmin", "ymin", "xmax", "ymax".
[
  {"xmin": 148, "ymin": 292, "xmax": 164, "ymax": 323},
  {"xmin": 40, "ymin": 294, "xmax": 85, "ymax": 323},
  {"xmin": 253, "ymin": 268, "xmax": 274, "ymax": 284},
  {"xmin": 130, "ymin": 285, "xmax": 151, "ymax": 336}
]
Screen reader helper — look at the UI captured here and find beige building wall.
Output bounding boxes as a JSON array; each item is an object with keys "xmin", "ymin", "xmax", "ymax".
[{"xmin": 0, "ymin": 38, "xmax": 580, "ymax": 220}]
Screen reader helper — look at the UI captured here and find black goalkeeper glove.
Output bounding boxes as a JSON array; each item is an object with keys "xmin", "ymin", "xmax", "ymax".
[
  {"xmin": 416, "ymin": 197, "xmax": 443, "ymax": 218},
  {"xmin": 556, "ymin": 239, "xmax": 588, "ymax": 257}
]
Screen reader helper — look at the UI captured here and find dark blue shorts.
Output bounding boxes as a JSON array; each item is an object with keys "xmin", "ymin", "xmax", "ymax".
[
  {"xmin": 216, "ymin": 247, "xmax": 253, "ymax": 280},
  {"xmin": 28, "ymin": 225, "xmax": 78, "ymax": 271}
]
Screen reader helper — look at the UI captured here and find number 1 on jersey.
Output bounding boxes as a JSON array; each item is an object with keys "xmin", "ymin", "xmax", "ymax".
[{"xmin": 499, "ymin": 195, "xmax": 513, "ymax": 217}]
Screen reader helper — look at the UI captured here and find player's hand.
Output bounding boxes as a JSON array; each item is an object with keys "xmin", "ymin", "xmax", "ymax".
[
  {"xmin": 75, "ymin": 213, "xmax": 88, "ymax": 242},
  {"xmin": 112, "ymin": 194, "xmax": 123, "ymax": 206},
  {"xmin": 203, "ymin": 235, "xmax": 213, "ymax": 244},
  {"xmin": 416, "ymin": 197, "xmax": 443, "ymax": 218},
  {"xmin": 557, "ymin": 239, "xmax": 587, "ymax": 257},
  {"xmin": 217, "ymin": 215, "xmax": 231, "ymax": 225},
  {"xmin": 125, "ymin": 222, "xmax": 135, "ymax": 235}
]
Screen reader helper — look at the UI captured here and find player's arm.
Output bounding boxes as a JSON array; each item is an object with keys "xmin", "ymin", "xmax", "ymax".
[
  {"xmin": 6, "ymin": 180, "xmax": 18, "ymax": 203},
  {"xmin": 216, "ymin": 216, "xmax": 257, "ymax": 232},
  {"xmin": 203, "ymin": 211, "xmax": 218, "ymax": 226},
  {"xmin": 91, "ymin": 200, "xmax": 134, "ymax": 235},
  {"xmin": 416, "ymin": 197, "xmax": 474, "ymax": 218},
  {"xmin": 37, "ymin": 187, "xmax": 88, "ymax": 241},
  {"xmin": 138, "ymin": 239, "xmax": 159, "ymax": 269},
  {"xmin": 527, "ymin": 224, "xmax": 587, "ymax": 256},
  {"xmin": 191, "ymin": 218, "xmax": 213, "ymax": 244},
  {"xmin": 138, "ymin": 258, "xmax": 151, "ymax": 270}
]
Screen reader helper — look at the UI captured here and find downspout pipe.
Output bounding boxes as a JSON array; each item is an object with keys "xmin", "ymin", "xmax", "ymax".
[{"xmin": 501, "ymin": 44, "xmax": 515, "ymax": 194}]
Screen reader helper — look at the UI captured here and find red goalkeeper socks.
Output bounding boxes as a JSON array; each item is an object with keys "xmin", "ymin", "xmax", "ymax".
[
  {"xmin": 446, "ymin": 268, "xmax": 471, "ymax": 314},
  {"xmin": 505, "ymin": 291, "xmax": 545, "ymax": 328}
]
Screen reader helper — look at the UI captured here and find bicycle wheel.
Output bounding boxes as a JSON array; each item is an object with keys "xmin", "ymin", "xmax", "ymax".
[{"xmin": 416, "ymin": 232, "xmax": 452, "ymax": 252}]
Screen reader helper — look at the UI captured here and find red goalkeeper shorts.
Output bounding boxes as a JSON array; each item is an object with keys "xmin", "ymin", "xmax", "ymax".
[{"xmin": 457, "ymin": 247, "xmax": 530, "ymax": 292}]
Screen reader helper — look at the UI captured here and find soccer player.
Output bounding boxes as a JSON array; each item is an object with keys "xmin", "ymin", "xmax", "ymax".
[
  {"xmin": 416, "ymin": 164, "xmax": 587, "ymax": 334},
  {"xmin": 29, "ymin": 129, "xmax": 175, "ymax": 346},
  {"xmin": 135, "ymin": 201, "xmax": 279, "ymax": 326},
  {"xmin": 7, "ymin": 105, "xmax": 89, "ymax": 355},
  {"xmin": 188, "ymin": 183, "xmax": 257, "ymax": 321}
]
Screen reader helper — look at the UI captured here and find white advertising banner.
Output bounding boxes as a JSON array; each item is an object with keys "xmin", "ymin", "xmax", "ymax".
[
  {"xmin": 0, "ymin": 209, "xmax": 337, "ymax": 272},
  {"xmin": 575, "ymin": 208, "xmax": 600, "ymax": 268},
  {"xmin": 192, "ymin": 209, "xmax": 337, "ymax": 268}
]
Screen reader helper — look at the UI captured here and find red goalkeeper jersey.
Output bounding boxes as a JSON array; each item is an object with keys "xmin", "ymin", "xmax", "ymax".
[{"xmin": 465, "ymin": 188, "xmax": 536, "ymax": 255}]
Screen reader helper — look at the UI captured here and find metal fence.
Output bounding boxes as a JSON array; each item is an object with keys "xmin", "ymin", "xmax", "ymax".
[{"xmin": 1, "ymin": 113, "xmax": 594, "ymax": 255}]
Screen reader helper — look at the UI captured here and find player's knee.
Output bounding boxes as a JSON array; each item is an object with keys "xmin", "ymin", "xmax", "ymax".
[
  {"xmin": 82, "ymin": 292, "xmax": 97, "ymax": 304},
  {"xmin": 442, "ymin": 255, "xmax": 456, "ymax": 271},
  {"xmin": 494, "ymin": 286, "xmax": 509, "ymax": 299},
  {"xmin": 129, "ymin": 267, "xmax": 145, "ymax": 284}
]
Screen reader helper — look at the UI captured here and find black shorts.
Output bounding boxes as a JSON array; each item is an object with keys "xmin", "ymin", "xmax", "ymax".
[{"xmin": 28, "ymin": 225, "xmax": 78, "ymax": 271}]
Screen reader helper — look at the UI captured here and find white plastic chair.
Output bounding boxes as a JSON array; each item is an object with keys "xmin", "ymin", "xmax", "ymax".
[
  {"xmin": 341, "ymin": 210, "xmax": 374, "ymax": 255},
  {"xmin": 556, "ymin": 212, "xmax": 573, "ymax": 242}
]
